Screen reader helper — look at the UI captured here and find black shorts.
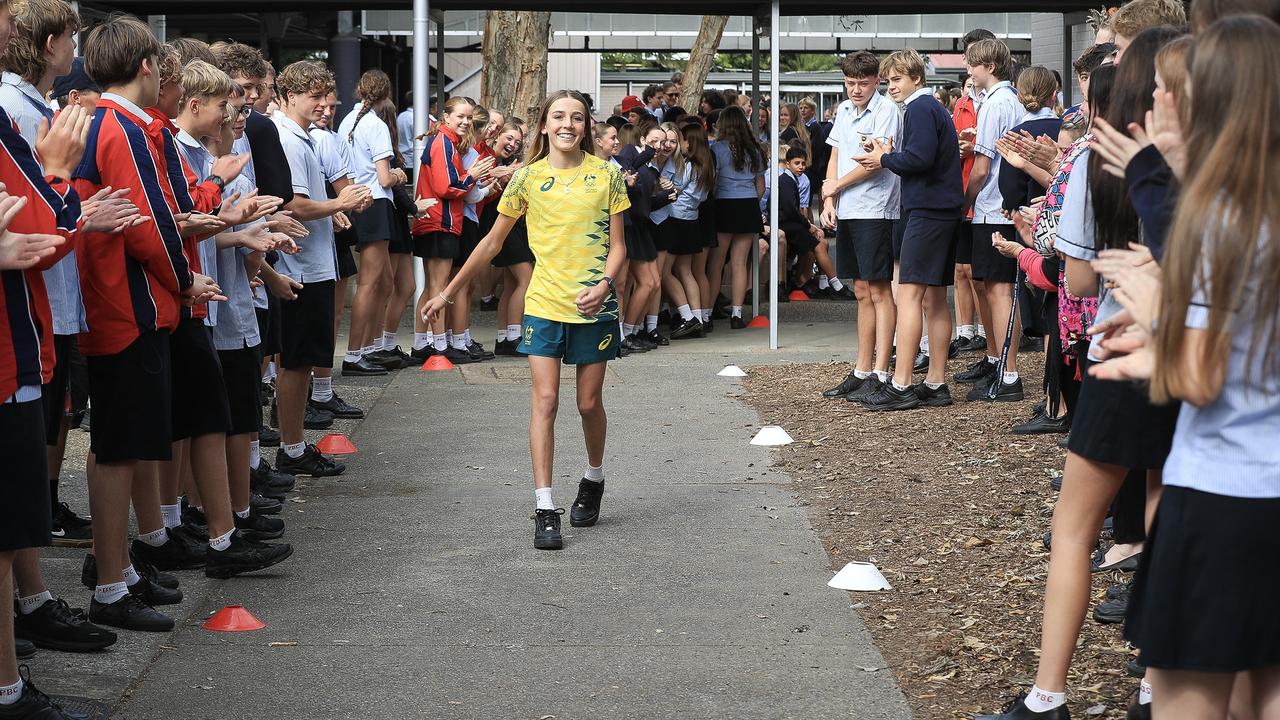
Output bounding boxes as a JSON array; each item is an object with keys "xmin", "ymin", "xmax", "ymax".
[
  {"xmin": 668, "ymin": 217, "xmax": 705, "ymax": 256},
  {"xmin": 170, "ymin": 319, "xmax": 232, "ymax": 440},
  {"xmin": 256, "ymin": 297, "xmax": 282, "ymax": 357},
  {"xmin": 780, "ymin": 221, "xmax": 819, "ymax": 254},
  {"xmin": 86, "ymin": 329, "xmax": 173, "ymax": 463},
  {"xmin": 971, "ymin": 223, "xmax": 1018, "ymax": 283},
  {"xmin": 834, "ymin": 219, "xmax": 893, "ymax": 281},
  {"xmin": 353, "ymin": 198, "xmax": 394, "ymax": 246},
  {"xmin": 414, "ymin": 230, "xmax": 460, "ymax": 260},
  {"xmin": 218, "ymin": 345, "xmax": 263, "ymax": 436},
  {"xmin": 897, "ymin": 213, "xmax": 959, "ymax": 287},
  {"xmin": 715, "ymin": 198, "xmax": 764, "ymax": 235},
  {"xmin": 336, "ymin": 244, "xmax": 358, "ymax": 279},
  {"xmin": 41, "ymin": 333, "xmax": 75, "ymax": 445},
  {"xmin": 624, "ymin": 220, "xmax": 658, "ymax": 263},
  {"xmin": 453, "ymin": 217, "xmax": 481, "ymax": 268},
  {"xmin": 279, "ymin": 279, "xmax": 337, "ymax": 370},
  {"xmin": 954, "ymin": 220, "xmax": 974, "ymax": 265},
  {"xmin": 0, "ymin": 396, "xmax": 51, "ymax": 551},
  {"xmin": 388, "ymin": 208, "xmax": 413, "ymax": 254}
]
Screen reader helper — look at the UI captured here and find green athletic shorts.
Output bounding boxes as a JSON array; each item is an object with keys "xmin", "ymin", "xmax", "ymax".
[{"xmin": 518, "ymin": 315, "xmax": 621, "ymax": 365}]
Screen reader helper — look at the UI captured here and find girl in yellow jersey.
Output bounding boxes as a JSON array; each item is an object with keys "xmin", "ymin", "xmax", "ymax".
[{"xmin": 424, "ymin": 90, "xmax": 630, "ymax": 550}]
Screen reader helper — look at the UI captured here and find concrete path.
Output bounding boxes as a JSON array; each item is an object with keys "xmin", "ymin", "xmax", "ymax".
[{"xmin": 33, "ymin": 302, "xmax": 913, "ymax": 720}]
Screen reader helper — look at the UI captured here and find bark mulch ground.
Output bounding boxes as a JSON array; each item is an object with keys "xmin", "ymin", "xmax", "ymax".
[{"xmin": 741, "ymin": 356, "xmax": 1140, "ymax": 720}]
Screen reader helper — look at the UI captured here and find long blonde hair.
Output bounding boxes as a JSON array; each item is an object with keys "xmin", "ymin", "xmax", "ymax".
[{"xmin": 1152, "ymin": 16, "xmax": 1280, "ymax": 402}]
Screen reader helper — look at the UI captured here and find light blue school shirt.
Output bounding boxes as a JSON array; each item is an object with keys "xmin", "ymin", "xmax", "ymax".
[
  {"xmin": 275, "ymin": 113, "xmax": 337, "ymax": 283},
  {"xmin": 710, "ymin": 140, "xmax": 763, "ymax": 200},
  {"xmin": 211, "ymin": 171, "xmax": 262, "ymax": 351},
  {"xmin": 175, "ymin": 129, "xmax": 221, "ymax": 328}
]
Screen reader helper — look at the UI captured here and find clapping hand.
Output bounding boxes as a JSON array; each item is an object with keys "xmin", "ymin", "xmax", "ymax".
[{"xmin": 0, "ymin": 194, "xmax": 65, "ymax": 270}]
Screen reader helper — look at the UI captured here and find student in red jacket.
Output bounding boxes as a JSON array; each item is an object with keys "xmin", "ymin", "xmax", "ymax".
[{"xmin": 410, "ymin": 95, "xmax": 494, "ymax": 365}]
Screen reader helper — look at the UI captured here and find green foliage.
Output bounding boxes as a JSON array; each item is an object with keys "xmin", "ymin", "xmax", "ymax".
[
  {"xmin": 602, "ymin": 52, "xmax": 684, "ymax": 71},
  {"xmin": 602, "ymin": 51, "xmax": 843, "ymax": 74}
]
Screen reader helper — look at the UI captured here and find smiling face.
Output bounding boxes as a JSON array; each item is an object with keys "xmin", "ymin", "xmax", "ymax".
[
  {"xmin": 642, "ymin": 127, "xmax": 665, "ymax": 157},
  {"xmin": 778, "ymin": 106, "xmax": 792, "ymax": 128},
  {"xmin": 884, "ymin": 70, "xmax": 921, "ymax": 103},
  {"xmin": 843, "ymin": 75, "xmax": 878, "ymax": 110},
  {"xmin": 594, "ymin": 125, "xmax": 619, "ymax": 157},
  {"xmin": 196, "ymin": 94, "xmax": 230, "ymax": 137},
  {"xmin": 541, "ymin": 96, "xmax": 587, "ymax": 155},
  {"xmin": 442, "ymin": 101, "xmax": 473, "ymax": 136},
  {"xmin": 494, "ymin": 128, "xmax": 520, "ymax": 159},
  {"xmin": 285, "ymin": 88, "xmax": 327, "ymax": 124},
  {"xmin": 229, "ymin": 94, "xmax": 248, "ymax": 138},
  {"xmin": 314, "ymin": 92, "xmax": 336, "ymax": 129},
  {"xmin": 230, "ymin": 73, "xmax": 262, "ymax": 110},
  {"xmin": 966, "ymin": 61, "xmax": 995, "ymax": 90}
]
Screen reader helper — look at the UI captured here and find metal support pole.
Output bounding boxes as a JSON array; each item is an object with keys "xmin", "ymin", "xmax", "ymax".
[
  {"xmin": 412, "ymin": 0, "xmax": 430, "ymax": 305},
  {"xmin": 147, "ymin": 15, "xmax": 166, "ymax": 43},
  {"xmin": 750, "ymin": 14, "xmax": 761, "ymax": 320},
  {"xmin": 768, "ymin": 0, "xmax": 779, "ymax": 350},
  {"xmin": 1062, "ymin": 13, "xmax": 1074, "ymax": 107},
  {"xmin": 436, "ymin": 15, "xmax": 446, "ymax": 104},
  {"xmin": 331, "ymin": 11, "xmax": 361, "ymax": 124}
]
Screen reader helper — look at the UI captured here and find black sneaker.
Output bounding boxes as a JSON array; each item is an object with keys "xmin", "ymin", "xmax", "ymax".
[
  {"xmin": 479, "ymin": 296, "xmax": 499, "ymax": 311},
  {"xmin": 969, "ymin": 377, "xmax": 1024, "ymax": 402},
  {"xmin": 442, "ymin": 346, "xmax": 475, "ymax": 365},
  {"xmin": 1013, "ymin": 411, "xmax": 1070, "ymax": 435},
  {"xmin": 1126, "ymin": 658, "xmax": 1146, "ymax": 678},
  {"xmin": 845, "ymin": 376, "xmax": 884, "ymax": 403},
  {"xmin": 172, "ymin": 519, "xmax": 208, "ymax": 547},
  {"xmin": 303, "ymin": 405, "xmax": 335, "ymax": 430},
  {"xmin": 386, "ymin": 345, "xmax": 416, "ymax": 365},
  {"xmin": 131, "ymin": 532, "xmax": 206, "ymax": 571},
  {"xmin": 1093, "ymin": 583, "xmax": 1129, "ymax": 624},
  {"xmin": 234, "ymin": 511, "xmax": 285, "ymax": 541},
  {"xmin": 128, "ymin": 576, "xmax": 183, "ymax": 606},
  {"xmin": 0, "ymin": 667, "xmax": 86, "ymax": 719},
  {"xmin": 89, "ymin": 593, "xmax": 174, "ymax": 632},
  {"xmin": 364, "ymin": 349, "xmax": 408, "ymax": 370},
  {"xmin": 468, "ymin": 340, "xmax": 496, "ymax": 361},
  {"xmin": 569, "ymin": 479, "xmax": 604, "ymax": 527},
  {"xmin": 861, "ymin": 381, "xmax": 922, "ymax": 411},
  {"xmin": 341, "ymin": 357, "xmax": 388, "ymax": 376},
  {"xmin": 822, "ymin": 371, "xmax": 868, "ymax": 398},
  {"xmin": 914, "ymin": 383, "xmax": 954, "ymax": 407},
  {"xmin": 730, "ymin": 316, "xmax": 746, "ymax": 329},
  {"xmin": 647, "ymin": 328, "xmax": 669, "ymax": 347},
  {"xmin": 275, "ymin": 444, "xmax": 346, "ymax": 477},
  {"xmin": 258, "ymin": 425, "xmax": 280, "ymax": 446},
  {"xmin": 621, "ymin": 335, "xmax": 650, "ymax": 354},
  {"xmin": 205, "ymin": 533, "xmax": 293, "ymax": 579},
  {"xmin": 703, "ymin": 317, "xmax": 714, "ymax": 334},
  {"xmin": 409, "ymin": 344, "xmax": 437, "ymax": 362},
  {"xmin": 251, "ymin": 458, "xmax": 296, "ymax": 499},
  {"xmin": 829, "ymin": 285, "xmax": 856, "ymax": 300},
  {"xmin": 14, "ymin": 598, "xmax": 117, "ymax": 652},
  {"xmin": 670, "ymin": 318, "xmax": 704, "ymax": 340},
  {"xmin": 631, "ymin": 332, "xmax": 657, "ymax": 350},
  {"xmin": 494, "ymin": 339, "xmax": 518, "ymax": 356},
  {"xmin": 947, "ymin": 337, "xmax": 962, "ymax": 358},
  {"xmin": 15, "ymin": 637, "xmax": 35, "ymax": 659},
  {"xmin": 533, "ymin": 508, "xmax": 565, "ymax": 550},
  {"xmin": 975, "ymin": 694, "xmax": 1070, "ymax": 720},
  {"xmin": 309, "ymin": 392, "xmax": 364, "ymax": 419},
  {"xmin": 250, "ymin": 493, "xmax": 283, "ymax": 515},
  {"xmin": 50, "ymin": 502, "xmax": 93, "ymax": 548},
  {"xmin": 81, "ymin": 554, "xmax": 179, "ymax": 590},
  {"xmin": 1125, "ymin": 700, "xmax": 1151, "ymax": 720},
  {"xmin": 955, "ymin": 358, "xmax": 997, "ymax": 384}
]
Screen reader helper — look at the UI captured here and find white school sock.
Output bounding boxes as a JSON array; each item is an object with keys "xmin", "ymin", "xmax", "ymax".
[
  {"xmin": 875, "ymin": 370, "xmax": 890, "ymax": 382},
  {"xmin": 986, "ymin": 355, "xmax": 998, "ymax": 365},
  {"xmin": 17, "ymin": 590, "xmax": 53, "ymax": 615},
  {"xmin": 451, "ymin": 334, "xmax": 468, "ymax": 350},
  {"xmin": 360, "ymin": 344, "xmax": 379, "ymax": 357},
  {"xmin": 677, "ymin": 304, "xmax": 694, "ymax": 321},
  {"xmin": 262, "ymin": 361, "xmax": 277, "ymax": 383},
  {"xmin": 160, "ymin": 503, "xmax": 182, "ymax": 529},
  {"xmin": 283, "ymin": 441, "xmax": 306, "ymax": 459},
  {"xmin": 0, "ymin": 678, "xmax": 22, "ymax": 706},
  {"xmin": 122, "ymin": 565, "xmax": 141, "ymax": 586},
  {"xmin": 497, "ymin": 329, "xmax": 508, "ymax": 343},
  {"xmin": 891, "ymin": 380, "xmax": 910, "ymax": 391},
  {"xmin": 249, "ymin": 440, "xmax": 261, "ymax": 470},
  {"xmin": 209, "ymin": 528, "xmax": 233, "ymax": 552},
  {"xmin": 854, "ymin": 369, "xmax": 872, "ymax": 379},
  {"xmin": 312, "ymin": 375, "xmax": 334, "ymax": 402},
  {"xmin": 1003, "ymin": 371, "xmax": 1019, "ymax": 384},
  {"xmin": 976, "ymin": 324, "xmax": 986, "ymax": 337},
  {"xmin": 445, "ymin": 330, "xmax": 454, "ymax": 347},
  {"xmin": 507, "ymin": 324, "xmax": 521, "ymax": 341},
  {"xmin": 462, "ymin": 329, "xmax": 472, "ymax": 346},
  {"xmin": 139, "ymin": 526, "xmax": 169, "ymax": 546},
  {"xmin": 1023, "ymin": 687, "xmax": 1066, "ymax": 712},
  {"xmin": 481, "ymin": 294, "xmax": 494, "ymax": 303},
  {"xmin": 645, "ymin": 315, "xmax": 659, "ymax": 332},
  {"xmin": 584, "ymin": 464, "xmax": 604, "ymax": 482},
  {"xmin": 382, "ymin": 331, "xmax": 397, "ymax": 350},
  {"xmin": 925, "ymin": 381, "xmax": 943, "ymax": 390},
  {"xmin": 434, "ymin": 336, "xmax": 448, "ymax": 352},
  {"xmin": 1138, "ymin": 681, "xmax": 1153, "ymax": 705},
  {"xmin": 623, "ymin": 323, "xmax": 637, "ymax": 336},
  {"xmin": 731, "ymin": 305, "xmax": 743, "ymax": 318},
  {"xmin": 919, "ymin": 333, "xmax": 930, "ymax": 352},
  {"xmin": 829, "ymin": 277, "xmax": 844, "ymax": 291},
  {"xmin": 818, "ymin": 274, "xmax": 830, "ymax": 289},
  {"xmin": 93, "ymin": 581, "xmax": 128, "ymax": 606},
  {"xmin": 534, "ymin": 487, "xmax": 555, "ymax": 510},
  {"xmin": 414, "ymin": 332, "xmax": 433, "ymax": 351},
  {"xmin": 696, "ymin": 309, "xmax": 709, "ymax": 322},
  {"xmin": 957, "ymin": 324, "xmax": 975, "ymax": 339},
  {"xmin": 343, "ymin": 350, "xmax": 362, "ymax": 364},
  {"xmin": 234, "ymin": 507, "xmax": 251, "ymax": 519}
]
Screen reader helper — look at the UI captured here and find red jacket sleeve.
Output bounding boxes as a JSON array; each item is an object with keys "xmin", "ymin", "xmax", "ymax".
[
  {"xmin": 421, "ymin": 134, "xmax": 475, "ymax": 201},
  {"xmin": 1018, "ymin": 247, "xmax": 1056, "ymax": 292}
]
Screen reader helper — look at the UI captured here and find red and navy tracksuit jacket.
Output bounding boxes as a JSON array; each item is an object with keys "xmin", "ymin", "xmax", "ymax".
[
  {"xmin": 0, "ymin": 106, "xmax": 81, "ymax": 400},
  {"xmin": 412, "ymin": 125, "xmax": 475, "ymax": 237},
  {"xmin": 72, "ymin": 97, "xmax": 192, "ymax": 357}
]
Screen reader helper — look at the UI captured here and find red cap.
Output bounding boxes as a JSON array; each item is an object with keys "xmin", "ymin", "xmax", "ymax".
[{"xmin": 620, "ymin": 95, "xmax": 644, "ymax": 113}]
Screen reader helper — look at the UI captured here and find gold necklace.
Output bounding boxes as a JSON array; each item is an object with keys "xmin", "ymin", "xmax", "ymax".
[{"xmin": 555, "ymin": 158, "xmax": 586, "ymax": 195}]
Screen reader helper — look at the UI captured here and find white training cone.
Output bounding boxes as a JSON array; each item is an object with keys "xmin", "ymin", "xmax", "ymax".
[
  {"xmin": 718, "ymin": 364, "xmax": 747, "ymax": 377},
  {"xmin": 827, "ymin": 561, "xmax": 893, "ymax": 592},
  {"xmin": 750, "ymin": 425, "xmax": 793, "ymax": 446}
]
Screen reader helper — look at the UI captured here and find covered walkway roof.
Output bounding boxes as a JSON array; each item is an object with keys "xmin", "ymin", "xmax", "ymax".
[{"xmin": 97, "ymin": 0, "xmax": 1100, "ymax": 15}]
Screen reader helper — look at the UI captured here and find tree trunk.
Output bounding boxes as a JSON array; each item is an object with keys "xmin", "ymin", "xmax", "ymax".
[
  {"xmin": 511, "ymin": 11, "xmax": 552, "ymax": 123},
  {"xmin": 480, "ymin": 10, "xmax": 519, "ymax": 113},
  {"xmin": 681, "ymin": 15, "xmax": 730, "ymax": 113}
]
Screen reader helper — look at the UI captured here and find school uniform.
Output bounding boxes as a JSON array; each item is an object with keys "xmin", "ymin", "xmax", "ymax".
[
  {"xmin": 617, "ymin": 145, "xmax": 661, "ymax": 262},
  {"xmin": 825, "ymin": 92, "xmax": 902, "ymax": 281},
  {"xmin": 486, "ymin": 157, "xmax": 533, "ymax": 268},
  {"xmin": 804, "ymin": 116, "xmax": 832, "ymax": 205},
  {"xmin": 244, "ymin": 109, "xmax": 294, "ymax": 205},
  {"xmin": 412, "ymin": 125, "xmax": 475, "ymax": 259},
  {"xmin": 970, "ymin": 81, "xmax": 1025, "ymax": 283},
  {"xmin": 668, "ymin": 162, "xmax": 710, "ymax": 256},
  {"xmin": 336, "ymin": 103, "xmax": 396, "ymax": 249},
  {"xmin": 307, "ymin": 124, "xmax": 359, "ymax": 279},
  {"xmin": 396, "ymin": 107, "xmax": 416, "ymax": 176},
  {"xmin": 777, "ymin": 170, "xmax": 819, "ymax": 254},
  {"xmin": 710, "ymin": 140, "xmax": 765, "ymax": 235},
  {"xmin": 1126, "ymin": 229, "xmax": 1280, "ymax": 672},
  {"xmin": 997, "ymin": 108, "xmax": 1061, "ymax": 212},
  {"xmin": 879, "ymin": 88, "xmax": 964, "ymax": 287},
  {"xmin": 455, "ymin": 146, "xmax": 492, "ymax": 267},
  {"xmin": 648, "ymin": 158, "xmax": 678, "ymax": 253},
  {"xmin": 212, "ymin": 171, "xmax": 267, "ymax": 436},
  {"xmin": 275, "ymin": 111, "xmax": 340, "ymax": 370}
]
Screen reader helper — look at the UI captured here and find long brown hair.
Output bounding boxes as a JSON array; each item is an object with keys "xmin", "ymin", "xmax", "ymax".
[
  {"xmin": 715, "ymin": 105, "xmax": 763, "ymax": 173},
  {"xmin": 780, "ymin": 103, "xmax": 810, "ymax": 159},
  {"xmin": 680, "ymin": 123, "xmax": 716, "ymax": 193},
  {"xmin": 525, "ymin": 89, "xmax": 594, "ymax": 164},
  {"xmin": 370, "ymin": 99, "xmax": 402, "ymax": 167},
  {"xmin": 1152, "ymin": 16, "xmax": 1280, "ymax": 402},
  {"xmin": 347, "ymin": 69, "xmax": 393, "ymax": 145}
]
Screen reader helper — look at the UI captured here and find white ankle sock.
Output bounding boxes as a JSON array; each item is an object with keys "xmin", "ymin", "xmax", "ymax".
[
  {"xmin": 1139, "ymin": 681, "xmax": 1153, "ymax": 705},
  {"xmin": 234, "ymin": 507, "xmax": 250, "ymax": 519},
  {"xmin": 451, "ymin": 335, "xmax": 468, "ymax": 350},
  {"xmin": 829, "ymin": 277, "xmax": 844, "ymax": 291},
  {"xmin": 0, "ymin": 678, "xmax": 22, "ymax": 706},
  {"xmin": 414, "ymin": 332, "xmax": 433, "ymax": 350},
  {"xmin": 623, "ymin": 323, "xmax": 637, "ymax": 336},
  {"xmin": 343, "ymin": 350, "xmax": 361, "ymax": 364},
  {"xmin": 986, "ymin": 355, "xmax": 998, "ymax": 364},
  {"xmin": 874, "ymin": 371, "xmax": 889, "ymax": 382},
  {"xmin": 138, "ymin": 527, "xmax": 168, "ymax": 546},
  {"xmin": 507, "ymin": 324, "xmax": 521, "ymax": 341},
  {"xmin": 284, "ymin": 441, "xmax": 306, "ymax": 459},
  {"xmin": 312, "ymin": 375, "xmax": 333, "ymax": 402},
  {"xmin": 697, "ymin": 309, "xmax": 710, "ymax": 322},
  {"xmin": 584, "ymin": 464, "xmax": 604, "ymax": 482},
  {"xmin": 434, "ymin": 336, "xmax": 448, "ymax": 352},
  {"xmin": 1003, "ymin": 371, "xmax": 1019, "ymax": 384},
  {"xmin": 818, "ymin": 274, "xmax": 830, "ymax": 289},
  {"xmin": 957, "ymin": 324, "xmax": 975, "ymax": 339},
  {"xmin": 382, "ymin": 331, "xmax": 397, "ymax": 350},
  {"xmin": 94, "ymin": 581, "xmax": 128, "ymax": 605},
  {"xmin": 645, "ymin": 315, "xmax": 658, "ymax": 331},
  {"xmin": 891, "ymin": 380, "xmax": 910, "ymax": 391},
  {"xmin": 462, "ymin": 329, "xmax": 472, "ymax": 346},
  {"xmin": 249, "ymin": 440, "xmax": 261, "ymax": 470},
  {"xmin": 534, "ymin": 487, "xmax": 554, "ymax": 510},
  {"xmin": 976, "ymin": 324, "xmax": 986, "ymax": 337},
  {"xmin": 17, "ymin": 590, "xmax": 52, "ymax": 615},
  {"xmin": 731, "ymin": 305, "xmax": 743, "ymax": 318},
  {"xmin": 1024, "ymin": 687, "xmax": 1066, "ymax": 712},
  {"xmin": 209, "ymin": 528, "xmax": 234, "ymax": 552},
  {"xmin": 160, "ymin": 503, "xmax": 181, "ymax": 529},
  {"xmin": 122, "ymin": 565, "xmax": 141, "ymax": 586},
  {"xmin": 854, "ymin": 369, "xmax": 872, "ymax": 379},
  {"xmin": 677, "ymin": 304, "xmax": 694, "ymax": 321}
]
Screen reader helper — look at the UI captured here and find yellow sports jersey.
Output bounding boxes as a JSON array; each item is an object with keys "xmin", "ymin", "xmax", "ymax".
[{"xmin": 497, "ymin": 152, "xmax": 630, "ymax": 323}]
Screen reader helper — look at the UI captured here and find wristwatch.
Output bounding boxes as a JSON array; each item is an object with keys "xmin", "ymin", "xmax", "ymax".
[
  {"xmin": 206, "ymin": 174, "xmax": 226, "ymax": 191},
  {"xmin": 601, "ymin": 275, "xmax": 616, "ymax": 295}
]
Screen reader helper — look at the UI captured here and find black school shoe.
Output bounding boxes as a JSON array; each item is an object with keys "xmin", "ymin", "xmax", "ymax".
[
  {"xmin": 128, "ymin": 577, "xmax": 183, "ymax": 606},
  {"xmin": 1093, "ymin": 582, "xmax": 1130, "ymax": 624},
  {"xmin": 15, "ymin": 637, "xmax": 35, "ymax": 659},
  {"xmin": 823, "ymin": 371, "xmax": 868, "ymax": 398},
  {"xmin": 468, "ymin": 340, "xmax": 496, "ymax": 361},
  {"xmin": 14, "ymin": 598, "xmax": 117, "ymax": 652},
  {"xmin": 310, "ymin": 392, "xmax": 364, "ymax": 419},
  {"xmin": 442, "ymin": 346, "xmax": 475, "ymax": 365},
  {"xmin": 81, "ymin": 554, "xmax": 179, "ymax": 590},
  {"xmin": 252, "ymin": 458, "xmax": 297, "ymax": 496},
  {"xmin": 533, "ymin": 508, "xmax": 565, "ymax": 550},
  {"xmin": 494, "ymin": 339, "xmax": 519, "ymax": 356},
  {"xmin": 670, "ymin": 318, "xmax": 705, "ymax": 340},
  {"xmin": 409, "ymin": 345, "xmax": 437, "ymax": 362},
  {"xmin": 955, "ymin": 358, "xmax": 997, "ymax": 384},
  {"xmin": 647, "ymin": 328, "xmax": 669, "ymax": 347},
  {"xmin": 730, "ymin": 316, "xmax": 747, "ymax": 330},
  {"xmin": 1125, "ymin": 701, "xmax": 1151, "ymax": 720},
  {"xmin": 303, "ymin": 405, "xmax": 335, "ymax": 430},
  {"xmin": 50, "ymin": 503, "xmax": 93, "ymax": 549},
  {"xmin": 89, "ymin": 593, "xmax": 173, "ymax": 632},
  {"xmin": 912, "ymin": 351, "xmax": 930, "ymax": 374},
  {"xmin": 845, "ymin": 376, "xmax": 884, "ymax": 403},
  {"xmin": 621, "ymin": 335, "xmax": 650, "ymax": 354},
  {"xmin": 341, "ymin": 357, "xmax": 388, "ymax": 376},
  {"xmin": 569, "ymin": 479, "xmax": 604, "ymax": 527},
  {"xmin": 275, "ymin": 444, "xmax": 346, "ymax": 477},
  {"xmin": 131, "ymin": 532, "xmax": 206, "ymax": 571},
  {"xmin": 1013, "ymin": 411, "xmax": 1070, "ymax": 435},
  {"xmin": 480, "ymin": 296, "xmax": 499, "ymax": 311},
  {"xmin": 234, "ymin": 511, "xmax": 285, "ymax": 541},
  {"xmin": 967, "ymin": 377, "xmax": 1024, "ymax": 402},
  {"xmin": 364, "ymin": 349, "xmax": 407, "ymax": 370},
  {"xmin": 914, "ymin": 383, "xmax": 954, "ymax": 407},
  {"xmin": 206, "ymin": 533, "xmax": 293, "ymax": 579},
  {"xmin": 258, "ymin": 425, "xmax": 280, "ymax": 446},
  {"xmin": 0, "ymin": 667, "xmax": 86, "ymax": 720},
  {"xmin": 861, "ymin": 382, "xmax": 921, "ymax": 411},
  {"xmin": 975, "ymin": 694, "xmax": 1070, "ymax": 720},
  {"xmin": 250, "ymin": 493, "xmax": 283, "ymax": 515}
]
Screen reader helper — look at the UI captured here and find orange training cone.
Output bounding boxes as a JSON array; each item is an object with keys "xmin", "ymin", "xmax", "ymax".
[
  {"xmin": 203, "ymin": 605, "xmax": 266, "ymax": 632},
  {"xmin": 788, "ymin": 289, "xmax": 811, "ymax": 302},
  {"xmin": 420, "ymin": 354, "xmax": 456, "ymax": 371},
  {"xmin": 317, "ymin": 433, "xmax": 357, "ymax": 455},
  {"xmin": 747, "ymin": 315, "xmax": 770, "ymax": 329}
]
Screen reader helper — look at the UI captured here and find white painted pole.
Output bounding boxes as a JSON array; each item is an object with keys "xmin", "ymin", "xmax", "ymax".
[
  {"xmin": 768, "ymin": 0, "xmax": 780, "ymax": 350},
  {"xmin": 412, "ymin": 0, "xmax": 430, "ymax": 305}
]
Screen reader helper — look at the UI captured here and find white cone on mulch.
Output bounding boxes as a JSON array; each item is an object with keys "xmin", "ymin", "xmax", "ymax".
[
  {"xmin": 750, "ymin": 425, "xmax": 793, "ymax": 446},
  {"xmin": 828, "ymin": 561, "xmax": 893, "ymax": 591},
  {"xmin": 718, "ymin": 364, "xmax": 747, "ymax": 377}
]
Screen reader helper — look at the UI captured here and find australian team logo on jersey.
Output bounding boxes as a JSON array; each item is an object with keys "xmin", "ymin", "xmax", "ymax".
[{"xmin": 583, "ymin": 174, "xmax": 598, "ymax": 189}]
